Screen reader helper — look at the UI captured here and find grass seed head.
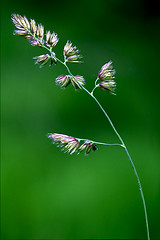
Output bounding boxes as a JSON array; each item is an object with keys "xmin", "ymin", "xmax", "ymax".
[
  {"xmin": 64, "ymin": 41, "xmax": 82, "ymax": 63},
  {"xmin": 99, "ymin": 81, "xmax": 116, "ymax": 94},
  {"xmin": 48, "ymin": 134, "xmax": 97, "ymax": 155},
  {"xmin": 33, "ymin": 54, "xmax": 50, "ymax": 67}
]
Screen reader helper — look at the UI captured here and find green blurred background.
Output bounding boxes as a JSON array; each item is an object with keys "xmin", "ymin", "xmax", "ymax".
[{"xmin": 1, "ymin": 0, "xmax": 160, "ymax": 239}]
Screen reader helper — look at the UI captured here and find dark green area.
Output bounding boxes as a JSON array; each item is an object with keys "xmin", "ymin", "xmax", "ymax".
[{"xmin": 1, "ymin": 0, "xmax": 160, "ymax": 239}]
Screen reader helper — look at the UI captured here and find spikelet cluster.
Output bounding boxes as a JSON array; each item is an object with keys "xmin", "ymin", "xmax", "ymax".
[
  {"xmin": 33, "ymin": 54, "xmax": 50, "ymax": 68},
  {"xmin": 48, "ymin": 133, "xmax": 97, "ymax": 155},
  {"xmin": 33, "ymin": 53, "xmax": 56, "ymax": 67},
  {"xmin": 56, "ymin": 75, "xmax": 85, "ymax": 89},
  {"xmin": 78, "ymin": 140, "xmax": 97, "ymax": 155},
  {"xmin": 12, "ymin": 14, "xmax": 59, "ymax": 47},
  {"xmin": 11, "ymin": 14, "xmax": 58, "ymax": 66},
  {"xmin": 98, "ymin": 61, "xmax": 116, "ymax": 94},
  {"xmin": 12, "ymin": 14, "xmax": 117, "ymax": 156},
  {"xmin": 64, "ymin": 41, "xmax": 82, "ymax": 63}
]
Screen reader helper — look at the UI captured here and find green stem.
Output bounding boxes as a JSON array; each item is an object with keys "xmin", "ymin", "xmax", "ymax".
[
  {"xmin": 90, "ymin": 84, "xmax": 99, "ymax": 95},
  {"xmin": 124, "ymin": 148, "xmax": 150, "ymax": 240},
  {"xmin": 88, "ymin": 90, "xmax": 125, "ymax": 146},
  {"xmin": 79, "ymin": 138, "xmax": 123, "ymax": 147}
]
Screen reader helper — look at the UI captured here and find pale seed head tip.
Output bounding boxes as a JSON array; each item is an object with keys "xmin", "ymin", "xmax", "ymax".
[
  {"xmin": 30, "ymin": 19, "xmax": 37, "ymax": 34},
  {"xmin": 48, "ymin": 133, "xmax": 80, "ymax": 154},
  {"xmin": 37, "ymin": 24, "xmax": 44, "ymax": 40},
  {"xmin": 11, "ymin": 14, "xmax": 31, "ymax": 36}
]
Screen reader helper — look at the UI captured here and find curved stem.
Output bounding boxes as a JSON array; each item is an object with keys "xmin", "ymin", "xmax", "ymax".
[
  {"xmin": 87, "ymin": 90, "xmax": 125, "ymax": 146},
  {"xmin": 124, "ymin": 148, "xmax": 150, "ymax": 240},
  {"xmin": 90, "ymin": 85, "xmax": 99, "ymax": 95},
  {"xmin": 95, "ymin": 77, "xmax": 99, "ymax": 86}
]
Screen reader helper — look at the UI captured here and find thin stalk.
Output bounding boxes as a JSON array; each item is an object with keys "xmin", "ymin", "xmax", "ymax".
[
  {"xmin": 90, "ymin": 84, "xmax": 99, "ymax": 95},
  {"xmin": 124, "ymin": 148, "xmax": 150, "ymax": 240},
  {"xmin": 79, "ymin": 138, "xmax": 123, "ymax": 147},
  {"xmin": 87, "ymin": 90, "xmax": 125, "ymax": 146}
]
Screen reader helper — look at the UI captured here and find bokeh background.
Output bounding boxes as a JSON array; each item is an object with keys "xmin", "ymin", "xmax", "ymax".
[{"xmin": 1, "ymin": 0, "xmax": 160, "ymax": 239}]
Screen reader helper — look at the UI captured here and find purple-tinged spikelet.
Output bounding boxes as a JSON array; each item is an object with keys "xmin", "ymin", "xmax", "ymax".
[
  {"xmin": 12, "ymin": 14, "xmax": 39, "ymax": 45},
  {"xmin": 48, "ymin": 133, "xmax": 97, "ymax": 155},
  {"xmin": 37, "ymin": 24, "xmax": 44, "ymax": 40},
  {"xmin": 64, "ymin": 41, "xmax": 82, "ymax": 63},
  {"xmin": 12, "ymin": 14, "xmax": 30, "ymax": 36},
  {"xmin": 30, "ymin": 19, "xmax": 37, "ymax": 35},
  {"xmin": 12, "ymin": 14, "xmax": 59, "ymax": 51},
  {"xmin": 71, "ymin": 75, "xmax": 85, "ymax": 89},
  {"xmin": 98, "ymin": 61, "xmax": 115, "ymax": 82},
  {"xmin": 99, "ymin": 81, "xmax": 116, "ymax": 94},
  {"xmin": 30, "ymin": 39, "xmax": 42, "ymax": 46},
  {"xmin": 56, "ymin": 75, "xmax": 85, "ymax": 89},
  {"xmin": 48, "ymin": 133, "xmax": 80, "ymax": 154},
  {"xmin": 13, "ymin": 30, "xmax": 28, "ymax": 36},
  {"xmin": 56, "ymin": 75, "xmax": 71, "ymax": 88},
  {"xmin": 33, "ymin": 54, "xmax": 50, "ymax": 67},
  {"xmin": 12, "ymin": 14, "xmax": 28, "ymax": 31},
  {"xmin": 98, "ymin": 61, "xmax": 116, "ymax": 94},
  {"xmin": 78, "ymin": 140, "xmax": 97, "ymax": 155},
  {"xmin": 23, "ymin": 16, "xmax": 30, "ymax": 30},
  {"xmin": 46, "ymin": 31, "xmax": 59, "ymax": 48}
]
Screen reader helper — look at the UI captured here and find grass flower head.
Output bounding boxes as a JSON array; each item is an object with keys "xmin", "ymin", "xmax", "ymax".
[
  {"xmin": 64, "ymin": 41, "xmax": 82, "ymax": 63},
  {"xmin": 98, "ymin": 61, "xmax": 116, "ymax": 94},
  {"xmin": 48, "ymin": 133, "xmax": 80, "ymax": 154},
  {"xmin": 48, "ymin": 133, "xmax": 97, "ymax": 155},
  {"xmin": 46, "ymin": 31, "xmax": 59, "ymax": 48},
  {"xmin": 33, "ymin": 54, "xmax": 50, "ymax": 67},
  {"xmin": 99, "ymin": 81, "xmax": 116, "ymax": 94},
  {"xmin": 56, "ymin": 75, "xmax": 85, "ymax": 89}
]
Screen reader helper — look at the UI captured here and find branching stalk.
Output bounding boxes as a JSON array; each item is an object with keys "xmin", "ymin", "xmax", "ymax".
[
  {"xmin": 43, "ymin": 44, "xmax": 150, "ymax": 239},
  {"xmin": 37, "ymin": 39, "xmax": 151, "ymax": 240},
  {"xmin": 11, "ymin": 14, "xmax": 150, "ymax": 239}
]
